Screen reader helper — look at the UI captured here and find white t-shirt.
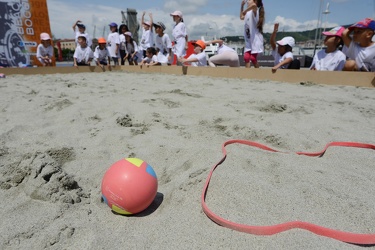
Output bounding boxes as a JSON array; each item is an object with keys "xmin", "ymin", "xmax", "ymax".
[
  {"xmin": 75, "ymin": 31, "xmax": 91, "ymax": 47},
  {"xmin": 172, "ymin": 22, "xmax": 187, "ymax": 57},
  {"xmin": 139, "ymin": 28, "xmax": 154, "ymax": 51},
  {"xmin": 142, "ymin": 55, "xmax": 158, "ymax": 64},
  {"xmin": 155, "ymin": 33, "xmax": 172, "ymax": 55},
  {"xmin": 155, "ymin": 33, "xmax": 173, "ymax": 64},
  {"xmin": 346, "ymin": 41, "xmax": 375, "ymax": 72},
  {"xmin": 272, "ymin": 50, "xmax": 293, "ymax": 68},
  {"xmin": 73, "ymin": 45, "xmax": 94, "ymax": 63},
  {"xmin": 107, "ymin": 32, "xmax": 120, "ymax": 58},
  {"xmin": 310, "ymin": 49, "xmax": 346, "ymax": 71},
  {"xmin": 187, "ymin": 52, "xmax": 207, "ymax": 67},
  {"xmin": 36, "ymin": 44, "xmax": 53, "ymax": 58},
  {"xmin": 217, "ymin": 44, "xmax": 236, "ymax": 54},
  {"xmin": 94, "ymin": 46, "xmax": 109, "ymax": 63},
  {"xmin": 244, "ymin": 7, "xmax": 264, "ymax": 54},
  {"xmin": 243, "ymin": 11, "xmax": 252, "ymax": 53},
  {"xmin": 125, "ymin": 40, "xmax": 139, "ymax": 54},
  {"xmin": 119, "ymin": 34, "xmax": 126, "ymax": 51}
]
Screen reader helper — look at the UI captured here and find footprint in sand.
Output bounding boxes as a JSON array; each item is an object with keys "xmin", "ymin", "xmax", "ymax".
[{"xmin": 0, "ymin": 149, "xmax": 89, "ymax": 204}]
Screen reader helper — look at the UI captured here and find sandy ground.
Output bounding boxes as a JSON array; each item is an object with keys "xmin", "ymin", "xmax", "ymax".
[{"xmin": 0, "ymin": 71, "xmax": 374, "ymax": 249}]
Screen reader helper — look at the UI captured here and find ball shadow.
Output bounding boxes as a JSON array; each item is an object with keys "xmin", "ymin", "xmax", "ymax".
[{"xmin": 134, "ymin": 192, "xmax": 164, "ymax": 217}]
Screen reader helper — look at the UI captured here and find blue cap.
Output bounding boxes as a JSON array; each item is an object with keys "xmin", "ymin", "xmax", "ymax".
[{"xmin": 109, "ymin": 22, "xmax": 118, "ymax": 27}]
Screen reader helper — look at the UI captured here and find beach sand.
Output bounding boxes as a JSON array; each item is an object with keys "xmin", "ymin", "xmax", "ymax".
[{"xmin": 0, "ymin": 71, "xmax": 374, "ymax": 249}]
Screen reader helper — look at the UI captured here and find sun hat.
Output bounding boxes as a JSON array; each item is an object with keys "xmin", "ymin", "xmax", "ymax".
[
  {"xmin": 193, "ymin": 40, "xmax": 206, "ymax": 50},
  {"xmin": 98, "ymin": 37, "xmax": 106, "ymax": 44},
  {"xmin": 40, "ymin": 32, "xmax": 51, "ymax": 40},
  {"xmin": 109, "ymin": 22, "xmax": 118, "ymax": 27},
  {"xmin": 170, "ymin": 10, "xmax": 183, "ymax": 18},
  {"xmin": 322, "ymin": 26, "xmax": 345, "ymax": 37},
  {"xmin": 349, "ymin": 18, "xmax": 375, "ymax": 31},
  {"xmin": 143, "ymin": 21, "xmax": 151, "ymax": 26},
  {"xmin": 153, "ymin": 21, "xmax": 166, "ymax": 31},
  {"xmin": 124, "ymin": 31, "xmax": 132, "ymax": 38},
  {"xmin": 77, "ymin": 23, "xmax": 86, "ymax": 29},
  {"xmin": 276, "ymin": 36, "xmax": 295, "ymax": 47}
]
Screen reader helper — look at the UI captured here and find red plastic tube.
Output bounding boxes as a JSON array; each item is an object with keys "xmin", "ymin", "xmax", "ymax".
[{"xmin": 201, "ymin": 140, "xmax": 375, "ymax": 244}]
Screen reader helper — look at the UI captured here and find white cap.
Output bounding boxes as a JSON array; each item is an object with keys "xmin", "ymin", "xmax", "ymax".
[
  {"xmin": 276, "ymin": 36, "xmax": 295, "ymax": 47},
  {"xmin": 124, "ymin": 31, "xmax": 132, "ymax": 38},
  {"xmin": 143, "ymin": 21, "xmax": 151, "ymax": 26},
  {"xmin": 40, "ymin": 32, "xmax": 51, "ymax": 40},
  {"xmin": 170, "ymin": 10, "xmax": 183, "ymax": 18}
]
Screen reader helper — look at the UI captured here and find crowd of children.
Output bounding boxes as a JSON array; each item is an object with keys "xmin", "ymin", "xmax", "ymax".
[{"xmin": 36, "ymin": 5, "xmax": 375, "ymax": 72}]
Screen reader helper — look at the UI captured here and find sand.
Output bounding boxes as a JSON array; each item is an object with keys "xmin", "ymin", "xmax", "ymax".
[{"xmin": 0, "ymin": 71, "xmax": 374, "ymax": 249}]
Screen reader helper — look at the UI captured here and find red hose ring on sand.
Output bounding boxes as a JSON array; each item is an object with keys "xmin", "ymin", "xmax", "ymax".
[{"xmin": 201, "ymin": 140, "xmax": 375, "ymax": 244}]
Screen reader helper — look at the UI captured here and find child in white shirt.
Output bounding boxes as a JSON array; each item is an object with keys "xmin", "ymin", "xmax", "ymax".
[
  {"xmin": 36, "ymin": 32, "xmax": 53, "ymax": 66},
  {"xmin": 94, "ymin": 37, "xmax": 111, "ymax": 69},
  {"xmin": 119, "ymin": 24, "xmax": 129, "ymax": 65},
  {"xmin": 170, "ymin": 10, "xmax": 188, "ymax": 65},
  {"xmin": 107, "ymin": 22, "xmax": 120, "ymax": 65},
  {"xmin": 73, "ymin": 35, "xmax": 94, "ymax": 66},
  {"xmin": 72, "ymin": 20, "xmax": 92, "ymax": 47},
  {"xmin": 310, "ymin": 26, "xmax": 346, "ymax": 71},
  {"xmin": 139, "ymin": 47, "xmax": 160, "ymax": 67},
  {"xmin": 178, "ymin": 40, "xmax": 207, "ymax": 67},
  {"xmin": 139, "ymin": 12, "xmax": 154, "ymax": 59},
  {"xmin": 270, "ymin": 23, "xmax": 294, "ymax": 72},
  {"xmin": 342, "ymin": 18, "xmax": 375, "ymax": 72},
  {"xmin": 153, "ymin": 21, "xmax": 173, "ymax": 65},
  {"xmin": 123, "ymin": 32, "xmax": 140, "ymax": 65},
  {"xmin": 205, "ymin": 39, "xmax": 240, "ymax": 67}
]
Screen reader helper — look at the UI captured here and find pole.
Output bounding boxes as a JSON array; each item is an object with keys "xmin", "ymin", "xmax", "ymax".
[{"xmin": 314, "ymin": 0, "xmax": 323, "ymax": 48}]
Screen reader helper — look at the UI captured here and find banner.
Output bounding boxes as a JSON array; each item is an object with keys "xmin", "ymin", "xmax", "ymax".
[{"xmin": 0, "ymin": 0, "xmax": 53, "ymax": 67}]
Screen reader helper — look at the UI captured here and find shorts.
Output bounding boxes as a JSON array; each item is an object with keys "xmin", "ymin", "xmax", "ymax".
[{"xmin": 243, "ymin": 51, "xmax": 258, "ymax": 64}]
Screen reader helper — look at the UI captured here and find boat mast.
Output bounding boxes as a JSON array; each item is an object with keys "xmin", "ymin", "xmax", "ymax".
[{"xmin": 314, "ymin": 0, "xmax": 324, "ymax": 48}]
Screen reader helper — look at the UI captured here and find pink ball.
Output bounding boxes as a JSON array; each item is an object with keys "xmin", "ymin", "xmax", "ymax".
[{"xmin": 101, "ymin": 158, "xmax": 158, "ymax": 215}]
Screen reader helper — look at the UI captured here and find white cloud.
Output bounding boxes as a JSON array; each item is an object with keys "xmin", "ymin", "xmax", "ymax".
[{"xmin": 163, "ymin": 0, "xmax": 209, "ymax": 14}]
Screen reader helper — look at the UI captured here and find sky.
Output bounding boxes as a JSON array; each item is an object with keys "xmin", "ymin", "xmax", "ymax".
[{"xmin": 47, "ymin": 0, "xmax": 375, "ymax": 40}]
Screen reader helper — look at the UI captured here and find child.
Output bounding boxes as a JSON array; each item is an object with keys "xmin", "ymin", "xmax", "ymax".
[
  {"xmin": 240, "ymin": 0, "xmax": 264, "ymax": 68},
  {"xmin": 94, "ymin": 37, "xmax": 111, "ymax": 69},
  {"xmin": 170, "ymin": 10, "xmax": 188, "ymax": 65},
  {"xmin": 73, "ymin": 35, "xmax": 94, "ymax": 66},
  {"xmin": 310, "ymin": 26, "xmax": 346, "ymax": 71},
  {"xmin": 107, "ymin": 22, "xmax": 120, "ymax": 65},
  {"xmin": 270, "ymin": 23, "xmax": 295, "ymax": 72},
  {"xmin": 342, "ymin": 18, "xmax": 375, "ymax": 72},
  {"xmin": 36, "ymin": 32, "xmax": 53, "ymax": 67},
  {"xmin": 119, "ymin": 24, "xmax": 129, "ymax": 65},
  {"xmin": 139, "ymin": 47, "xmax": 160, "ymax": 67},
  {"xmin": 153, "ymin": 21, "xmax": 173, "ymax": 65},
  {"xmin": 139, "ymin": 12, "xmax": 154, "ymax": 59},
  {"xmin": 72, "ymin": 20, "xmax": 92, "ymax": 47},
  {"xmin": 178, "ymin": 40, "xmax": 207, "ymax": 67},
  {"xmin": 123, "ymin": 32, "xmax": 140, "ymax": 65},
  {"xmin": 205, "ymin": 39, "xmax": 240, "ymax": 67}
]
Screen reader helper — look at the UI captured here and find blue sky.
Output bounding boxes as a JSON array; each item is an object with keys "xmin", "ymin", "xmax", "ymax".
[{"xmin": 47, "ymin": 0, "xmax": 375, "ymax": 40}]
